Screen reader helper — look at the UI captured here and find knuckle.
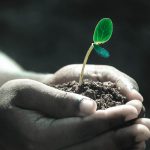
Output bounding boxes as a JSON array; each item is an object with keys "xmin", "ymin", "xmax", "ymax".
[
  {"xmin": 130, "ymin": 77, "xmax": 139, "ymax": 91},
  {"xmin": 121, "ymin": 72, "xmax": 139, "ymax": 91},
  {"xmin": 0, "ymin": 79, "xmax": 31, "ymax": 93},
  {"xmin": 0, "ymin": 80, "xmax": 20, "ymax": 106}
]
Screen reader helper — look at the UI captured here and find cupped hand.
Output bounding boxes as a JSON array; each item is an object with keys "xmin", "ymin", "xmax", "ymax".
[
  {"xmin": 46, "ymin": 64, "xmax": 143, "ymax": 102},
  {"xmin": 0, "ymin": 79, "xmax": 149, "ymax": 150}
]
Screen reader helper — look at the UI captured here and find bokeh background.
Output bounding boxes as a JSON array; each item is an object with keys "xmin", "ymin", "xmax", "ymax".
[{"xmin": 0, "ymin": 0, "xmax": 150, "ymax": 148}]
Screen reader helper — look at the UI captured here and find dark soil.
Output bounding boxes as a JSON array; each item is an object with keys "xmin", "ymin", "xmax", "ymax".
[{"xmin": 52, "ymin": 79, "xmax": 127, "ymax": 110}]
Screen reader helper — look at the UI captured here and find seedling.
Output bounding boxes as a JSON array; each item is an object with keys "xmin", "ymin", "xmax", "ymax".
[{"xmin": 79, "ymin": 18, "xmax": 113, "ymax": 85}]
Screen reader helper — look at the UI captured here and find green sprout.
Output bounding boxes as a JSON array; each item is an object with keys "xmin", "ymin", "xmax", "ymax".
[{"xmin": 79, "ymin": 18, "xmax": 113, "ymax": 85}]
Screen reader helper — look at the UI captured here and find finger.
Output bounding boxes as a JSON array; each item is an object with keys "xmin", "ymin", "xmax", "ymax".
[
  {"xmin": 2, "ymin": 79, "xmax": 97, "ymax": 118},
  {"xmin": 135, "ymin": 118, "xmax": 150, "ymax": 131},
  {"xmin": 105, "ymin": 68, "xmax": 143, "ymax": 101},
  {"xmin": 115, "ymin": 124, "xmax": 150, "ymax": 144},
  {"xmin": 126, "ymin": 100, "xmax": 145, "ymax": 118},
  {"xmin": 109, "ymin": 72, "xmax": 143, "ymax": 101},
  {"xmin": 139, "ymin": 106, "xmax": 146, "ymax": 118},
  {"xmin": 40, "ymin": 105, "xmax": 138, "ymax": 148},
  {"xmin": 63, "ymin": 131, "xmax": 120, "ymax": 150},
  {"xmin": 49, "ymin": 64, "xmax": 81, "ymax": 84},
  {"xmin": 116, "ymin": 83, "xmax": 143, "ymax": 102},
  {"xmin": 89, "ymin": 65, "xmax": 143, "ymax": 101},
  {"xmin": 63, "ymin": 125, "xmax": 147, "ymax": 150},
  {"xmin": 126, "ymin": 100, "xmax": 142, "ymax": 115}
]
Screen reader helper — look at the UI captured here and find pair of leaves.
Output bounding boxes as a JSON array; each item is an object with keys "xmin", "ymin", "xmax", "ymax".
[{"xmin": 93, "ymin": 18, "xmax": 113, "ymax": 58}]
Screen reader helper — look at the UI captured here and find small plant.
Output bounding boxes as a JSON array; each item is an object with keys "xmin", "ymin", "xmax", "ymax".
[{"xmin": 79, "ymin": 18, "xmax": 113, "ymax": 85}]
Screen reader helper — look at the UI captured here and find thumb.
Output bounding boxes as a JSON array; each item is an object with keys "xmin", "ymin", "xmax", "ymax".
[{"xmin": 7, "ymin": 79, "xmax": 97, "ymax": 118}]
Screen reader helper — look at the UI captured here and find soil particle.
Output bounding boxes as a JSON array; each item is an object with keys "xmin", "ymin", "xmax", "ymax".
[{"xmin": 52, "ymin": 79, "xmax": 127, "ymax": 110}]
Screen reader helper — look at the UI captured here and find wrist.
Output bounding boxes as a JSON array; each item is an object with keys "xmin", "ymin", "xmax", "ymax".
[
  {"xmin": 19, "ymin": 71, "xmax": 54, "ymax": 84},
  {"xmin": 0, "ymin": 70, "xmax": 54, "ymax": 86}
]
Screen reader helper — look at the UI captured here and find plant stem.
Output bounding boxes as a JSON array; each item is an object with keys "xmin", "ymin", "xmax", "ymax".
[{"xmin": 79, "ymin": 43, "xmax": 94, "ymax": 85}]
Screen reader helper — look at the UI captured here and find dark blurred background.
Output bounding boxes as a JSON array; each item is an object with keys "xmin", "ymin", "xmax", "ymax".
[{"xmin": 0, "ymin": 0, "xmax": 150, "ymax": 148}]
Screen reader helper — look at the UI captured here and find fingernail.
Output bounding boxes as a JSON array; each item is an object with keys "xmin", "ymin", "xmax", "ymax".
[
  {"xmin": 131, "ymin": 89, "xmax": 144, "ymax": 102},
  {"xmin": 79, "ymin": 98, "xmax": 97, "ymax": 116}
]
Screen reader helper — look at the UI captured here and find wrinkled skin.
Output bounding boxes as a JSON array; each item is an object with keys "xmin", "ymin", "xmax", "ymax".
[{"xmin": 0, "ymin": 65, "xmax": 149, "ymax": 150}]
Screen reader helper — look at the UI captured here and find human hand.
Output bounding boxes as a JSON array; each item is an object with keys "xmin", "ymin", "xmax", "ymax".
[
  {"xmin": 47, "ymin": 64, "xmax": 145, "ymax": 119},
  {"xmin": 45, "ymin": 64, "xmax": 150, "ymax": 149},
  {"xmin": 46, "ymin": 64, "xmax": 143, "ymax": 101},
  {"xmin": 48, "ymin": 64, "xmax": 146, "ymax": 117},
  {"xmin": 0, "ymin": 79, "xmax": 96, "ymax": 150},
  {"xmin": 0, "ymin": 79, "xmax": 149, "ymax": 150}
]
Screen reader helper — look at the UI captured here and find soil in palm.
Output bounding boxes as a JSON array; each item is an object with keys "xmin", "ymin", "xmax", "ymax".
[{"xmin": 52, "ymin": 79, "xmax": 127, "ymax": 110}]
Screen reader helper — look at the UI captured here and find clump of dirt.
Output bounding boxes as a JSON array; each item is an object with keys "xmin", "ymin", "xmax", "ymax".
[{"xmin": 52, "ymin": 79, "xmax": 127, "ymax": 110}]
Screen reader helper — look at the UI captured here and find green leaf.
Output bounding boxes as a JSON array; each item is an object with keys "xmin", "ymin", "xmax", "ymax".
[
  {"xmin": 93, "ymin": 44, "xmax": 110, "ymax": 58},
  {"xmin": 93, "ymin": 18, "xmax": 113, "ymax": 44}
]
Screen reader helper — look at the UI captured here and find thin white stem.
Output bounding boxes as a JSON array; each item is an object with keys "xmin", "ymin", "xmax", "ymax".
[{"xmin": 79, "ymin": 43, "xmax": 94, "ymax": 85}]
